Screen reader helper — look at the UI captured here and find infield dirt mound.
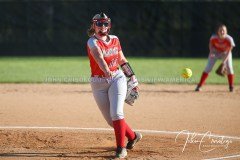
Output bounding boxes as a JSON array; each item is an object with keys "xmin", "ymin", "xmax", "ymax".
[{"xmin": 0, "ymin": 84, "xmax": 240, "ymax": 159}]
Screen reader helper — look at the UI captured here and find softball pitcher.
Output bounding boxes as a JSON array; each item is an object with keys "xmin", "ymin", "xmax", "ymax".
[
  {"xmin": 86, "ymin": 12, "xmax": 142, "ymax": 158},
  {"xmin": 195, "ymin": 24, "xmax": 235, "ymax": 92}
]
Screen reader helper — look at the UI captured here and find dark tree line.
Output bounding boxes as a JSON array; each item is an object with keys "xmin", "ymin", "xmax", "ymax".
[{"xmin": 0, "ymin": 1, "xmax": 239, "ymax": 57}]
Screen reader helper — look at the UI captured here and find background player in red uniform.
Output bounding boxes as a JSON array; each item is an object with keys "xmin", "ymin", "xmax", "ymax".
[
  {"xmin": 195, "ymin": 24, "xmax": 235, "ymax": 92},
  {"xmin": 86, "ymin": 13, "xmax": 142, "ymax": 158}
]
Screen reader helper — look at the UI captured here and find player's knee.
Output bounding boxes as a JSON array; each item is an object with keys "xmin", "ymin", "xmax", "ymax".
[
  {"xmin": 111, "ymin": 114, "xmax": 124, "ymax": 121},
  {"xmin": 204, "ymin": 63, "xmax": 215, "ymax": 73},
  {"xmin": 228, "ymin": 68, "xmax": 234, "ymax": 74},
  {"xmin": 226, "ymin": 65, "xmax": 234, "ymax": 74},
  {"xmin": 204, "ymin": 68, "xmax": 212, "ymax": 73}
]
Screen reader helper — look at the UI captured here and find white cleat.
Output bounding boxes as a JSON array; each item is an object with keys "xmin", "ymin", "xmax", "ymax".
[{"xmin": 115, "ymin": 147, "xmax": 127, "ymax": 158}]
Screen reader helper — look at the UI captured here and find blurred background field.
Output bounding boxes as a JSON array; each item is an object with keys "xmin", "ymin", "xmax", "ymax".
[
  {"xmin": 0, "ymin": 56, "xmax": 239, "ymax": 84},
  {"xmin": 0, "ymin": 1, "xmax": 239, "ymax": 85},
  {"xmin": 0, "ymin": 1, "xmax": 240, "ymax": 57}
]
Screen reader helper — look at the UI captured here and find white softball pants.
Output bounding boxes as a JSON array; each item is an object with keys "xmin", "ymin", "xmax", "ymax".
[
  {"xmin": 204, "ymin": 52, "xmax": 234, "ymax": 74},
  {"xmin": 90, "ymin": 70, "xmax": 127, "ymax": 127}
]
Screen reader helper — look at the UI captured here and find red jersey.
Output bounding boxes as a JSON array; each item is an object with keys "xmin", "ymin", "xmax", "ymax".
[
  {"xmin": 87, "ymin": 35, "xmax": 122, "ymax": 77},
  {"xmin": 210, "ymin": 34, "xmax": 235, "ymax": 53}
]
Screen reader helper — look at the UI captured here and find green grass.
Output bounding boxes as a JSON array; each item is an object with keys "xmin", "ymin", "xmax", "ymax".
[
  {"xmin": 0, "ymin": 56, "xmax": 239, "ymax": 84},
  {"xmin": 0, "ymin": 57, "xmax": 90, "ymax": 83}
]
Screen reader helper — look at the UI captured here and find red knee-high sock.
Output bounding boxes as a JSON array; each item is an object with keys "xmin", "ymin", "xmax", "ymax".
[
  {"xmin": 228, "ymin": 74, "xmax": 234, "ymax": 87},
  {"xmin": 113, "ymin": 119, "xmax": 126, "ymax": 147},
  {"xmin": 125, "ymin": 123, "xmax": 135, "ymax": 141},
  {"xmin": 198, "ymin": 72, "xmax": 209, "ymax": 87}
]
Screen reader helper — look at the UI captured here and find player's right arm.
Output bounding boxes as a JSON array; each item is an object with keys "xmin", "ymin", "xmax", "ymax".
[
  {"xmin": 209, "ymin": 36, "xmax": 216, "ymax": 55},
  {"xmin": 90, "ymin": 47, "xmax": 112, "ymax": 78},
  {"xmin": 88, "ymin": 38, "xmax": 112, "ymax": 77}
]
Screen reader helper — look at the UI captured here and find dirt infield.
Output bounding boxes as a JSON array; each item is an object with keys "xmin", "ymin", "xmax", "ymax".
[{"xmin": 0, "ymin": 84, "xmax": 240, "ymax": 160}]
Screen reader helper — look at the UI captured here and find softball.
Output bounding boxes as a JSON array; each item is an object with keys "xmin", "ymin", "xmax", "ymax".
[{"xmin": 181, "ymin": 68, "xmax": 192, "ymax": 79}]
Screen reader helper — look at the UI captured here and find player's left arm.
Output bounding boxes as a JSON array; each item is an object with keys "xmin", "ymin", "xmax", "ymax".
[
  {"xmin": 223, "ymin": 46, "xmax": 233, "ymax": 64},
  {"xmin": 118, "ymin": 50, "xmax": 128, "ymax": 66},
  {"xmin": 118, "ymin": 50, "xmax": 139, "ymax": 106},
  {"xmin": 118, "ymin": 51, "xmax": 137, "ymax": 81},
  {"xmin": 223, "ymin": 36, "xmax": 235, "ymax": 64}
]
